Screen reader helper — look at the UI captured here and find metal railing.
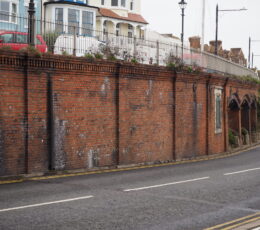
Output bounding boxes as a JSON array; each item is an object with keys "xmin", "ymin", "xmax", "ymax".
[{"xmin": 0, "ymin": 13, "xmax": 258, "ymax": 78}]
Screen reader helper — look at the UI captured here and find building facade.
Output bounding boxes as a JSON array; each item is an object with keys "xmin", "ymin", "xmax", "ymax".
[
  {"xmin": 42, "ymin": 0, "xmax": 148, "ymax": 38},
  {"xmin": 0, "ymin": 0, "xmax": 41, "ymax": 33},
  {"xmin": 43, "ymin": 1, "xmax": 98, "ymax": 36}
]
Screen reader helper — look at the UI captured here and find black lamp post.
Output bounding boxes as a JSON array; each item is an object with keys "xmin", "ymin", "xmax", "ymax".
[
  {"xmin": 28, "ymin": 0, "xmax": 36, "ymax": 47},
  {"xmin": 178, "ymin": 0, "xmax": 187, "ymax": 61},
  {"xmin": 215, "ymin": 5, "xmax": 247, "ymax": 55}
]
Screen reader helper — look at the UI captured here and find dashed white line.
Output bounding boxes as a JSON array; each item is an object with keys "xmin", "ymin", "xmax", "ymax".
[
  {"xmin": 224, "ymin": 167, "xmax": 260, "ymax": 176},
  {"xmin": 124, "ymin": 177, "xmax": 210, "ymax": 192},
  {"xmin": 0, "ymin": 195, "xmax": 94, "ymax": 213}
]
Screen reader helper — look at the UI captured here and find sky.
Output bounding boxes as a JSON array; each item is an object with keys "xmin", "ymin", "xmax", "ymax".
[{"xmin": 141, "ymin": 0, "xmax": 260, "ymax": 69}]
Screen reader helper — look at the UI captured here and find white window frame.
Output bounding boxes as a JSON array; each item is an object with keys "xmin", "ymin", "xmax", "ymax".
[
  {"xmin": 111, "ymin": 0, "xmax": 127, "ymax": 9},
  {"xmin": 0, "ymin": 0, "xmax": 18, "ymax": 24},
  {"xmin": 215, "ymin": 88, "xmax": 223, "ymax": 134},
  {"xmin": 130, "ymin": 0, "xmax": 134, "ymax": 11}
]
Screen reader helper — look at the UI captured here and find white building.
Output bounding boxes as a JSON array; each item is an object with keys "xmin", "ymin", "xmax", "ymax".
[
  {"xmin": 43, "ymin": 1, "xmax": 98, "ymax": 36},
  {"xmin": 42, "ymin": 0, "xmax": 148, "ymax": 38}
]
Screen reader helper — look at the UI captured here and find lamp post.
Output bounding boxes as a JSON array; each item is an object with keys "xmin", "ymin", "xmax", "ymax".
[
  {"xmin": 179, "ymin": 0, "xmax": 187, "ymax": 61},
  {"xmin": 28, "ymin": 0, "xmax": 36, "ymax": 47},
  {"xmin": 215, "ymin": 5, "xmax": 247, "ymax": 55},
  {"xmin": 248, "ymin": 38, "xmax": 260, "ymax": 68}
]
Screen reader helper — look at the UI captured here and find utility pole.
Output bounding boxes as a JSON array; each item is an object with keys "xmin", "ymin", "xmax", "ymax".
[
  {"xmin": 252, "ymin": 53, "xmax": 254, "ymax": 68},
  {"xmin": 215, "ymin": 4, "xmax": 218, "ymax": 55},
  {"xmin": 28, "ymin": 0, "xmax": 36, "ymax": 47},
  {"xmin": 248, "ymin": 37, "xmax": 251, "ymax": 68},
  {"xmin": 201, "ymin": 0, "xmax": 205, "ymax": 51},
  {"xmin": 248, "ymin": 38, "xmax": 260, "ymax": 69},
  {"xmin": 215, "ymin": 5, "xmax": 247, "ymax": 56},
  {"xmin": 251, "ymin": 53, "xmax": 260, "ymax": 69}
]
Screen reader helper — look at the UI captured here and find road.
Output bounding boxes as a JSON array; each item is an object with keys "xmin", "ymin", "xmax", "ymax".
[{"xmin": 0, "ymin": 147, "xmax": 259, "ymax": 230}]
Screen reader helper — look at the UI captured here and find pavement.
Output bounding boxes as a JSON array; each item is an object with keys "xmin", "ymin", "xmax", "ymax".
[{"xmin": 0, "ymin": 146, "xmax": 259, "ymax": 230}]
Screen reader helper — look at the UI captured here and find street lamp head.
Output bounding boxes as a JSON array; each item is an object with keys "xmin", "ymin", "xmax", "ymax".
[{"xmin": 179, "ymin": 0, "xmax": 187, "ymax": 10}]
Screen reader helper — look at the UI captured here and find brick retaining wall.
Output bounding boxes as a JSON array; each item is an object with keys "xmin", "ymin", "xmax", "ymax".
[{"xmin": 0, "ymin": 51, "xmax": 258, "ymax": 176}]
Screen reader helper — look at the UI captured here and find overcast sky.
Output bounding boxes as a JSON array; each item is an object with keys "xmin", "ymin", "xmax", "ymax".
[{"xmin": 141, "ymin": 0, "xmax": 260, "ymax": 69}]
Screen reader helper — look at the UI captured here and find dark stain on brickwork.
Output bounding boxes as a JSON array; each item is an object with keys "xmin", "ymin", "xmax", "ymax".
[
  {"xmin": 0, "ymin": 119, "xmax": 5, "ymax": 175},
  {"xmin": 192, "ymin": 83, "xmax": 198, "ymax": 157},
  {"xmin": 130, "ymin": 125, "xmax": 137, "ymax": 136},
  {"xmin": 130, "ymin": 103, "xmax": 145, "ymax": 111}
]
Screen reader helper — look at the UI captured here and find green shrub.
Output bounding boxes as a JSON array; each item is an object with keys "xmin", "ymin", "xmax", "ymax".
[
  {"xmin": 229, "ymin": 129, "xmax": 236, "ymax": 146},
  {"xmin": 166, "ymin": 62, "xmax": 176, "ymax": 70},
  {"xmin": 19, "ymin": 46, "xmax": 42, "ymax": 57},
  {"xmin": 84, "ymin": 53, "xmax": 94, "ymax": 61},
  {"xmin": 107, "ymin": 55, "xmax": 117, "ymax": 61},
  {"xmin": 241, "ymin": 127, "xmax": 248, "ymax": 136},
  {"xmin": 131, "ymin": 58, "xmax": 138, "ymax": 64},
  {"xmin": 94, "ymin": 53, "xmax": 103, "ymax": 59},
  {"xmin": 165, "ymin": 54, "xmax": 184, "ymax": 71}
]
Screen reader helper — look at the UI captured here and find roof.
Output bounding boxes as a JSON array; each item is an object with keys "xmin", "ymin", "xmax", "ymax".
[
  {"xmin": 44, "ymin": 1, "xmax": 99, "ymax": 10},
  {"xmin": 230, "ymin": 48, "xmax": 243, "ymax": 55},
  {"xmin": 99, "ymin": 8, "xmax": 148, "ymax": 24}
]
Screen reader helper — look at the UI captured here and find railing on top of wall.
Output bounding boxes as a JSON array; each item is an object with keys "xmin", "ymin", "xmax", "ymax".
[{"xmin": 0, "ymin": 13, "xmax": 258, "ymax": 79}]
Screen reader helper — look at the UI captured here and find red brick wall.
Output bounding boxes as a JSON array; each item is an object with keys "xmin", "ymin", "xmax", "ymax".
[
  {"xmin": 119, "ymin": 73, "xmax": 174, "ymax": 164},
  {"xmin": 0, "ymin": 52, "xmax": 258, "ymax": 176},
  {"xmin": 0, "ymin": 64, "xmax": 26, "ymax": 175},
  {"xmin": 175, "ymin": 75, "xmax": 208, "ymax": 159}
]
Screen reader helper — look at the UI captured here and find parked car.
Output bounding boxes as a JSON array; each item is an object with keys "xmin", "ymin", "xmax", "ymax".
[
  {"xmin": 0, "ymin": 31, "xmax": 48, "ymax": 53},
  {"xmin": 54, "ymin": 34, "xmax": 105, "ymax": 56}
]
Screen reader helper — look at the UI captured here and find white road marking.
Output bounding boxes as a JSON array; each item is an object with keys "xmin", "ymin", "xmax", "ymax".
[
  {"xmin": 224, "ymin": 167, "xmax": 260, "ymax": 176},
  {"xmin": 124, "ymin": 177, "xmax": 210, "ymax": 192},
  {"xmin": 0, "ymin": 195, "xmax": 94, "ymax": 213}
]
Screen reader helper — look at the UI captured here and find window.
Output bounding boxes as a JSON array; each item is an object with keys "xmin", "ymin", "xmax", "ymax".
[
  {"xmin": 101, "ymin": 0, "xmax": 105, "ymax": 5},
  {"xmin": 0, "ymin": 1, "xmax": 17, "ymax": 23},
  {"xmin": 128, "ymin": 24, "xmax": 133, "ymax": 38},
  {"xmin": 82, "ymin": 11, "xmax": 93, "ymax": 36},
  {"xmin": 0, "ymin": 1, "xmax": 10, "ymax": 22},
  {"xmin": 24, "ymin": 6, "xmax": 29, "ymax": 28},
  {"xmin": 103, "ymin": 21, "xmax": 107, "ymax": 35},
  {"xmin": 111, "ymin": 0, "xmax": 118, "ymax": 6},
  {"xmin": 55, "ymin": 8, "xmax": 63, "ymax": 33},
  {"xmin": 121, "ymin": 0, "xmax": 126, "ymax": 7},
  {"xmin": 68, "ymin": 9, "xmax": 79, "ymax": 34},
  {"xmin": 11, "ymin": 3, "xmax": 16, "ymax": 23},
  {"xmin": 130, "ymin": 0, "xmax": 134, "ymax": 10},
  {"xmin": 16, "ymin": 34, "xmax": 27, "ymax": 44},
  {"xmin": 215, "ymin": 89, "xmax": 222, "ymax": 133},
  {"xmin": 116, "ymin": 23, "xmax": 120, "ymax": 36},
  {"xmin": 0, "ymin": 33, "xmax": 14, "ymax": 43}
]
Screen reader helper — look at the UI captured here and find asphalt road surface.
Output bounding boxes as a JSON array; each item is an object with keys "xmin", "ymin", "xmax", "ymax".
[{"xmin": 0, "ymin": 147, "xmax": 259, "ymax": 230}]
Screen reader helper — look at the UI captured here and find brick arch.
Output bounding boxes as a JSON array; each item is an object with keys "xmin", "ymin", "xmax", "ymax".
[
  {"xmin": 250, "ymin": 95, "xmax": 258, "ymax": 134},
  {"xmin": 228, "ymin": 94, "xmax": 240, "ymax": 110},
  {"xmin": 228, "ymin": 94, "xmax": 241, "ymax": 136},
  {"xmin": 241, "ymin": 95, "xmax": 251, "ymax": 137},
  {"xmin": 250, "ymin": 95, "xmax": 257, "ymax": 109},
  {"xmin": 241, "ymin": 94, "xmax": 251, "ymax": 108}
]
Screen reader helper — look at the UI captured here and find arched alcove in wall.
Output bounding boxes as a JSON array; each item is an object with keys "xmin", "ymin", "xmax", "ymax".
[{"xmin": 228, "ymin": 95, "xmax": 240, "ymax": 136}]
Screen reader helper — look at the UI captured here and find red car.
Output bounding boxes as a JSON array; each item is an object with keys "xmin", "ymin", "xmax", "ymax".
[{"xmin": 0, "ymin": 31, "xmax": 48, "ymax": 53}]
